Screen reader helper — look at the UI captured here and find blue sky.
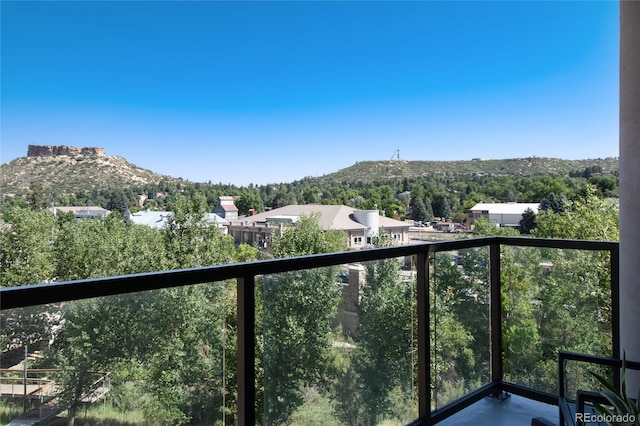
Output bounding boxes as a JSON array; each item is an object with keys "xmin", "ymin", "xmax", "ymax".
[{"xmin": 1, "ymin": 1, "xmax": 619, "ymax": 186}]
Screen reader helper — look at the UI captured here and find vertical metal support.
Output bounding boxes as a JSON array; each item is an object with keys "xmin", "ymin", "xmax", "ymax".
[
  {"xmin": 558, "ymin": 352, "xmax": 566, "ymax": 426},
  {"xmin": 416, "ymin": 251, "xmax": 430, "ymax": 422},
  {"xmin": 237, "ymin": 276, "xmax": 256, "ymax": 426},
  {"xmin": 490, "ymin": 243, "xmax": 503, "ymax": 392},
  {"xmin": 23, "ymin": 345, "xmax": 28, "ymax": 413},
  {"xmin": 610, "ymin": 245, "xmax": 621, "ymax": 392},
  {"xmin": 611, "ymin": 245, "xmax": 620, "ymax": 359}
]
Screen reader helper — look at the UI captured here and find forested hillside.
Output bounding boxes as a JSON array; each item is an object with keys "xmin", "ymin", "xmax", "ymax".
[
  {"xmin": 2, "ymin": 148, "xmax": 619, "ymax": 226},
  {"xmin": 311, "ymin": 157, "xmax": 618, "ymax": 184}
]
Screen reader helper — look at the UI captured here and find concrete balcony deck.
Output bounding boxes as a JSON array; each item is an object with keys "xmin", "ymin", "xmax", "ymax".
[{"xmin": 438, "ymin": 395, "xmax": 557, "ymax": 426}]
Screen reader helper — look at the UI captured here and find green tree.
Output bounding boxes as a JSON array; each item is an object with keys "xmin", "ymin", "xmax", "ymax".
[
  {"xmin": 46, "ymin": 297, "xmax": 141, "ymax": 426},
  {"xmin": 0, "ymin": 207, "xmax": 59, "ymax": 352},
  {"xmin": 163, "ymin": 194, "xmax": 235, "ymax": 268},
  {"xmin": 270, "ymin": 213, "xmax": 348, "ymax": 258},
  {"xmin": 461, "ymin": 191, "xmax": 486, "ymax": 210},
  {"xmin": 354, "ymin": 236, "xmax": 414, "ymax": 424},
  {"xmin": 236, "ymin": 189, "xmax": 265, "ymax": 215},
  {"xmin": 235, "ymin": 243, "xmax": 259, "ymax": 263},
  {"xmin": 261, "ymin": 214, "xmax": 348, "ymax": 425},
  {"xmin": 55, "ymin": 213, "xmax": 167, "ymax": 281},
  {"xmin": 49, "ymin": 205, "xmax": 237, "ymax": 425},
  {"xmin": 472, "ymin": 218, "xmax": 520, "ymax": 237},
  {"xmin": 0, "ymin": 207, "xmax": 57, "ymax": 288},
  {"xmin": 27, "ymin": 181, "xmax": 50, "ymax": 211},
  {"xmin": 588, "ymin": 175, "xmax": 618, "ymax": 197},
  {"xmin": 430, "ymin": 252, "xmax": 482, "ymax": 407},
  {"xmin": 106, "ymin": 189, "xmax": 128, "ymax": 214},
  {"xmin": 539, "ymin": 192, "xmax": 566, "ymax": 213},
  {"xmin": 411, "ymin": 197, "xmax": 428, "ymax": 222},
  {"xmin": 533, "ymin": 185, "xmax": 618, "ymax": 241},
  {"xmin": 422, "ymin": 196, "xmax": 434, "ymax": 221},
  {"xmin": 431, "ymin": 194, "xmax": 452, "ymax": 219},
  {"xmin": 519, "ymin": 208, "xmax": 537, "ymax": 234}
]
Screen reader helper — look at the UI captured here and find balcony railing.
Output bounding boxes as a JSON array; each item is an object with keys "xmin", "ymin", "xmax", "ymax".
[{"xmin": 0, "ymin": 236, "xmax": 619, "ymax": 425}]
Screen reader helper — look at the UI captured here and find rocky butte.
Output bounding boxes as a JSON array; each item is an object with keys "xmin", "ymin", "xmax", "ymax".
[{"xmin": 27, "ymin": 144, "xmax": 106, "ymax": 158}]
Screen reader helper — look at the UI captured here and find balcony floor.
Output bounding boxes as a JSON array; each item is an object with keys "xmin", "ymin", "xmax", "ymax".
[{"xmin": 437, "ymin": 394, "xmax": 558, "ymax": 426}]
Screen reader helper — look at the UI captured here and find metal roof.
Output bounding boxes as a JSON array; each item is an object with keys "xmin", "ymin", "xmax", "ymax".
[
  {"xmin": 468, "ymin": 203, "xmax": 540, "ymax": 215},
  {"xmin": 233, "ymin": 204, "xmax": 409, "ymax": 231}
]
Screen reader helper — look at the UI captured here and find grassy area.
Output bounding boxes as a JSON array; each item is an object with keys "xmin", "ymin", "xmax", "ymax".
[
  {"xmin": 290, "ymin": 386, "xmax": 343, "ymax": 426},
  {"xmin": 0, "ymin": 400, "xmax": 14, "ymax": 426},
  {"xmin": 39, "ymin": 404, "xmax": 148, "ymax": 426}
]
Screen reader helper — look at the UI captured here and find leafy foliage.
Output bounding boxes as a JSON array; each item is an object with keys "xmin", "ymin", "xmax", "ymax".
[
  {"xmin": 0, "ymin": 207, "xmax": 57, "ymax": 287},
  {"xmin": 163, "ymin": 194, "xmax": 235, "ymax": 268},
  {"xmin": 260, "ymin": 214, "xmax": 348, "ymax": 425},
  {"xmin": 590, "ymin": 354, "xmax": 640, "ymax": 426},
  {"xmin": 355, "ymin": 247, "xmax": 413, "ymax": 424},
  {"xmin": 235, "ymin": 188, "xmax": 265, "ymax": 215},
  {"xmin": 519, "ymin": 208, "xmax": 537, "ymax": 234},
  {"xmin": 472, "ymin": 218, "xmax": 520, "ymax": 237},
  {"xmin": 533, "ymin": 185, "xmax": 619, "ymax": 241},
  {"xmin": 271, "ymin": 213, "xmax": 348, "ymax": 258},
  {"xmin": 0, "ymin": 198, "xmax": 255, "ymax": 424},
  {"xmin": 411, "ymin": 196, "xmax": 430, "ymax": 222}
]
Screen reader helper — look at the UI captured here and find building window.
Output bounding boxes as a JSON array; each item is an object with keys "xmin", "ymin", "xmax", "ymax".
[
  {"xmin": 354, "ymin": 236, "xmax": 362, "ymax": 245},
  {"xmin": 393, "ymin": 233, "xmax": 401, "ymax": 241}
]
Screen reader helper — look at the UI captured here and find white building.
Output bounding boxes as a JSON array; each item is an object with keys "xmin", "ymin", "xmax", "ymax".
[{"xmin": 466, "ymin": 202, "xmax": 540, "ymax": 227}]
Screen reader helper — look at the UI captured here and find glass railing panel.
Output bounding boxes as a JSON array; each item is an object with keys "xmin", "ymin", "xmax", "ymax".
[
  {"xmin": 1, "ymin": 281, "xmax": 235, "ymax": 425},
  {"xmin": 260, "ymin": 259, "xmax": 417, "ymax": 425},
  {"xmin": 430, "ymin": 247, "xmax": 491, "ymax": 410},
  {"xmin": 563, "ymin": 358, "xmax": 613, "ymax": 404},
  {"xmin": 502, "ymin": 247, "xmax": 611, "ymax": 395}
]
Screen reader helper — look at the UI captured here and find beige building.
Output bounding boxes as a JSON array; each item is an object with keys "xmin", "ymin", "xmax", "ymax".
[
  {"xmin": 227, "ymin": 204, "xmax": 411, "ymax": 249},
  {"xmin": 213, "ymin": 196, "xmax": 239, "ymax": 221}
]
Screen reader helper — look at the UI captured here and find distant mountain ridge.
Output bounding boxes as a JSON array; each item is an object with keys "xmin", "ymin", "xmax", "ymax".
[
  {"xmin": 1, "ymin": 145, "xmax": 619, "ymax": 197},
  {"xmin": 1, "ymin": 145, "xmax": 183, "ymax": 196},
  {"xmin": 311, "ymin": 157, "xmax": 619, "ymax": 184}
]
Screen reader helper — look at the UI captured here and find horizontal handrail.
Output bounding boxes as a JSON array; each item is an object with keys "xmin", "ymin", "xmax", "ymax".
[
  {"xmin": 559, "ymin": 350, "xmax": 640, "ymax": 371},
  {"xmin": 0, "ymin": 369, "xmax": 62, "ymax": 374},
  {"xmin": 0, "ymin": 237, "xmax": 617, "ymax": 310}
]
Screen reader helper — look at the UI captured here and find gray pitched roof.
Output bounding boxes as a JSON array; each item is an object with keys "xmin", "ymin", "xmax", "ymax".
[{"xmin": 234, "ymin": 204, "xmax": 409, "ymax": 231}]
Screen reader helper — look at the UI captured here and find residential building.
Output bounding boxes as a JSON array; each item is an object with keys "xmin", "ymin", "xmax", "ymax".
[{"xmin": 227, "ymin": 204, "xmax": 411, "ymax": 249}]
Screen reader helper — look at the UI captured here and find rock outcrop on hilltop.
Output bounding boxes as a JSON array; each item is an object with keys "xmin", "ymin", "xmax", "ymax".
[{"xmin": 27, "ymin": 145, "xmax": 106, "ymax": 158}]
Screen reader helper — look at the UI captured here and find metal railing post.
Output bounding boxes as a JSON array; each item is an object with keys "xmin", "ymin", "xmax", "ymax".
[
  {"xmin": 237, "ymin": 275, "xmax": 256, "ymax": 426},
  {"xmin": 610, "ymin": 245, "xmax": 621, "ymax": 391},
  {"xmin": 416, "ymin": 251, "xmax": 430, "ymax": 422},
  {"xmin": 490, "ymin": 242, "xmax": 503, "ymax": 393}
]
